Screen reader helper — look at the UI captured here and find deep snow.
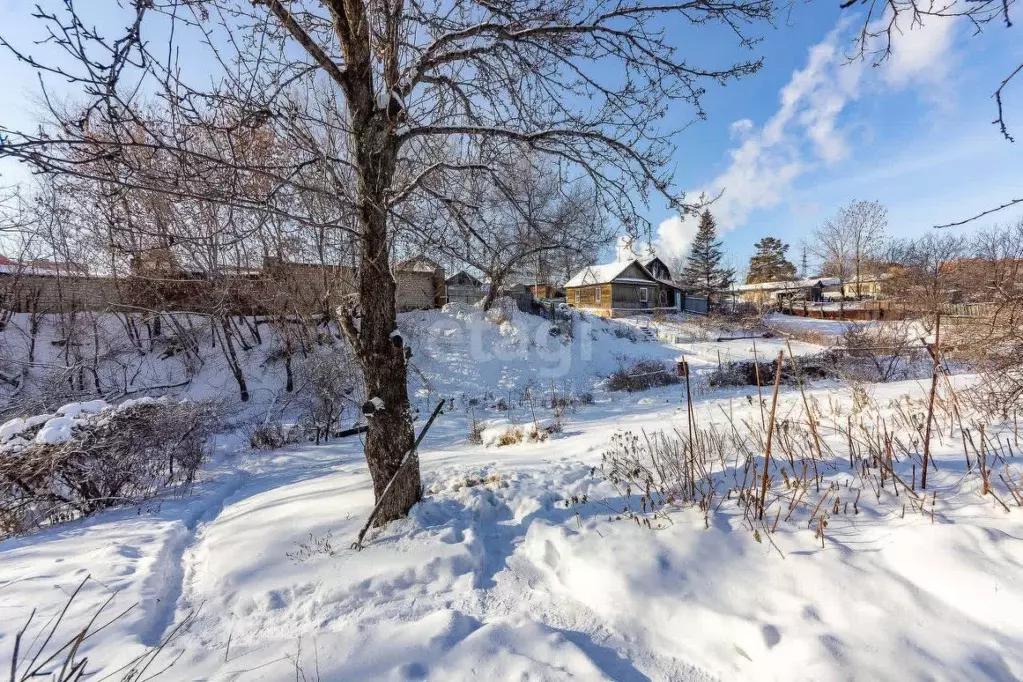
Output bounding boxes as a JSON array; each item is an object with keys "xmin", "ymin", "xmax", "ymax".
[{"xmin": 2, "ymin": 306, "xmax": 1022, "ymax": 681}]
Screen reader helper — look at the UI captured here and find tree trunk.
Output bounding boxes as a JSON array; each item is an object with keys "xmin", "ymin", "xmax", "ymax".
[
  {"xmin": 481, "ymin": 272, "xmax": 502, "ymax": 312},
  {"xmin": 354, "ymin": 121, "xmax": 420, "ymax": 525},
  {"xmin": 855, "ymin": 257, "xmax": 861, "ymax": 300},
  {"xmin": 217, "ymin": 317, "xmax": 250, "ymax": 402}
]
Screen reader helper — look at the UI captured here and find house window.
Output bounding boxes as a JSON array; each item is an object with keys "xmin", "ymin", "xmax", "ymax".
[
  {"xmin": 594, "ymin": 286, "xmax": 601, "ymax": 303},
  {"xmin": 639, "ymin": 287, "xmax": 648, "ymax": 303}
]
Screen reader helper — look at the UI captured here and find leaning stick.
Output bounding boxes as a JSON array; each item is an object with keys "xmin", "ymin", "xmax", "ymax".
[{"xmin": 352, "ymin": 399, "xmax": 447, "ymax": 550}]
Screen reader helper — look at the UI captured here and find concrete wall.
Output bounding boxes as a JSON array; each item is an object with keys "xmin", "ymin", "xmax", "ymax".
[{"xmin": 0, "ymin": 264, "xmax": 444, "ymax": 315}]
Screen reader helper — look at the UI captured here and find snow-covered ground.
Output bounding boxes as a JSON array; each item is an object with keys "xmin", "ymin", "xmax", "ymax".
[
  {"xmin": 763, "ymin": 312, "xmax": 861, "ymax": 339},
  {"xmin": 2, "ymin": 305, "xmax": 1021, "ymax": 681}
]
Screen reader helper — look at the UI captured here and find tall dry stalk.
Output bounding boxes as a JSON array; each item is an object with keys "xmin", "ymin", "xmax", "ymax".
[
  {"xmin": 682, "ymin": 359, "xmax": 697, "ymax": 499},
  {"xmin": 786, "ymin": 339, "xmax": 823, "ymax": 492}
]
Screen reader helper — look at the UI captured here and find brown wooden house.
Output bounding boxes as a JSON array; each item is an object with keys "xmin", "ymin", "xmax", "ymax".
[{"xmin": 565, "ymin": 260, "xmax": 680, "ymax": 317}]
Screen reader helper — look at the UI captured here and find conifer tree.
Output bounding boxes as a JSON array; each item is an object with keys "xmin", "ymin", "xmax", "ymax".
[
  {"xmin": 679, "ymin": 209, "xmax": 734, "ymax": 300},
  {"xmin": 746, "ymin": 237, "xmax": 797, "ymax": 283}
]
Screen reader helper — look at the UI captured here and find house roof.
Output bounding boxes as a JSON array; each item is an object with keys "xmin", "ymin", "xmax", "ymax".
[
  {"xmin": 0, "ymin": 257, "xmax": 89, "ymax": 276},
  {"xmin": 396, "ymin": 255, "xmax": 441, "ymax": 273},
  {"xmin": 643, "ymin": 256, "xmax": 668, "ymax": 271},
  {"xmin": 445, "ymin": 270, "xmax": 482, "ymax": 286},
  {"xmin": 565, "ymin": 260, "xmax": 658, "ymax": 288}
]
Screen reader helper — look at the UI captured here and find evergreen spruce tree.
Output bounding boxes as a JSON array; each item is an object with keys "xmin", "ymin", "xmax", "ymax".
[
  {"xmin": 745, "ymin": 237, "xmax": 798, "ymax": 283},
  {"xmin": 679, "ymin": 209, "xmax": 734, "ymax": 300}
]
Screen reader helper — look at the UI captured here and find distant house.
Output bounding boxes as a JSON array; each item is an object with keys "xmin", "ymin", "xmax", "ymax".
[
  {"xmin": 445, "ymin": 270, "xmax": 484, "ymax": 305},
  {"xmin": 565, "ymin": 260, "xmax": 681, "ymax": 317},
  {"xmin": 530, "ymin": 283, "xmax": 564, "ymax": 300},
  {"xmin": 841, "ymin": 273, "xmax": 891, "ymax": 300},
  {"xmin": 735, "ymin": 277, "xmax": 841, "ymax": 306}
]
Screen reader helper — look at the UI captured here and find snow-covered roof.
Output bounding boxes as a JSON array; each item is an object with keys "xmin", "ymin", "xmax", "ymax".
[
  {"xmin": 735, "ymin": 277, "xmax": 840, "ymax": 292},
  {"xmin": 0, "ymin": 263, "xmax": 64, "ymax": 275},
  {"xmin": 0, "ymin": 256, "xmax": 89, "ymax": 276},
  {"xmin": 396, "ymin": 255, "xmax": 441, "ymax": 273},
  {"xmin": 565, "ymin": 260, "xmax": 656, "ymax": 288}
]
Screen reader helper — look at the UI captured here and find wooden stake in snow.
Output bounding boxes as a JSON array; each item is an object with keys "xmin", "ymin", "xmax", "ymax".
[
  {"xmin": 759, "ymin": 351, "xmax": 785, "ymax": 520},
  {"xmin": 752, "ymin": 337, "xmax": 766, "ymax": 430},
  {"xmin": 921, "ymin": 313, "xmax": 941, "ymax": 490},
  {"xmin": 352, "ymin": 400, "xmax": 447, "ymax": 550}
]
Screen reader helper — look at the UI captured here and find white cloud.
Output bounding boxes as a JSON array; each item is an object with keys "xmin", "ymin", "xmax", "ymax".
[
  {"xmin": 677, "ymin": 12, "xmax": 959, "ymax": 233},
  {"xmin": 730, "ymin": 118, "xmax": 755, "ymax": 138},
  {"xmin": 880, "ymin": 14, "xmax": 957, "ymax": 86}
]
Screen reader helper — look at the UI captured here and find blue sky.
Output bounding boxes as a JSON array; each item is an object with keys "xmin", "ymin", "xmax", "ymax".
[
  {"xmin": 0, "ymin": 1, "xmax": 1020, "ymax": 273},
  {"xmin": 645, "ymin": 2, "xmax": 1023, "ymax": 272}
]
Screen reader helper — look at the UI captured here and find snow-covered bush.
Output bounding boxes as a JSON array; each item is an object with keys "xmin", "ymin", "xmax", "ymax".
[
  {"xmin": 599, "ymin": 428, "xmax": 724, "ymax": 522},
  {"xmin": 707, "ymin": 353, "xmax": 837, "ymax": 388},
  {"xmin": 480, "ymin": 420, "xmax": 556, "ymax": 446},
  {"xmin": 248, "ymin": 421, "xmax": 304, "ymax": 450},
  {"xmin": 0, "ymin": 398, "xmax": 217, "ymax": 535}
]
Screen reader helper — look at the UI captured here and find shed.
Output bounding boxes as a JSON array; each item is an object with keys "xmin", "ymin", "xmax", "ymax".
[
  {"xmin": 445, "ymin": 270, "xmax": 484, "ymax": 305},
  {"xmin": 395, "ymin": 256, "xmax": 446, "ymax": 310}
]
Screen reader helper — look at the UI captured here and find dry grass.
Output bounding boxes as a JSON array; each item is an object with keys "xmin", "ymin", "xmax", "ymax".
[
  {"xmin": 7, "ymin": 575, "xmax": 191, "ymax": 681},
  {"xmin": 597, "ymin": 350, "xmax": 1023, "ymax": 549}
]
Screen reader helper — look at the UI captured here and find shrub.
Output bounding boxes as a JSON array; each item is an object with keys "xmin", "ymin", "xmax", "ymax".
[
  {"xmin": 467, "ymin": 408, "xmax": 485, "ymax": 444},
  {"xmin": 497, "ymin": 426, "xmax": 526, "ymax": 446},
  {"xmin": 599, "ymin": 427, "xmax": 726, "ymax": 522},
  {"xmin": 610, "ymin": 325, "xmax": 640, "ymax": 342},
  {"xmin": 0, "ymin": 398, "xmax": 217, "ymax": 535},
  {"xmin": 294, "ymin": 352, "xmax": 359, "ymax": 443},
  {"xmin": 838, "ymin": 321, "xmax": 926, "ymax": 382},
  {"xmin": 482, "ymin": 421, "xmax": 555, "ymax": 447},
  {"xmin": 606, "ymin": 359, "xmax": 681, "ymax": 392}
]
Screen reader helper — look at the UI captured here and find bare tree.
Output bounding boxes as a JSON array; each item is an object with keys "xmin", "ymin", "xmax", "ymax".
[
  {"xmin": 415, "ymin": 153, "xmax": 610, "ymax": 310},
  {"xmin": 813, "ymin": 199, "xmax": 887, "ymax": 300},
  {"xmin": 811, "ymin": 215, "xmax": 852, "ymax": 292},
  {"xmin": 0, "ymin": 0, "xmax": 774, "ymax": 524},
  {"xmin": 889, "ymin": 232, "xmax": 968, "ymax": 316}
]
